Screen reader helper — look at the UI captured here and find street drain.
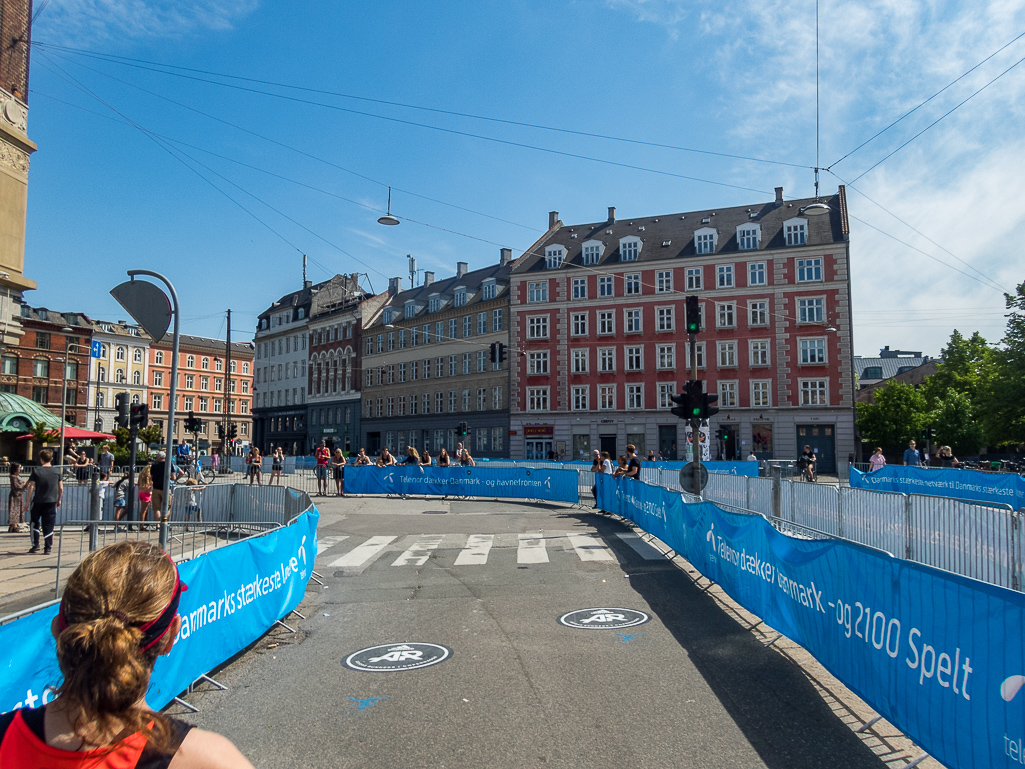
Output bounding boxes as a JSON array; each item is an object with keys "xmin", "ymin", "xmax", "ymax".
[{"xmin": 422, "ymin": 510, "xmax": 448, "ymax": 515}]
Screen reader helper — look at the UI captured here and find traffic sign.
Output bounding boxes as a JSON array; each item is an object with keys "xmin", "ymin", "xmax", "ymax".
[
  {"xmin": 679, "ymin": 462, "xmax": 709, "ymax": 494},
  {"xmin": 90, "ymin": 340, "xmax": 103, "ymax": 358}
]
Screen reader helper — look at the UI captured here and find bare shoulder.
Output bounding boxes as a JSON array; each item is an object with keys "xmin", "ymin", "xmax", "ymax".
[{"xmin": 168, "ymin": 728, "xmax": 256, "ymax": 769}]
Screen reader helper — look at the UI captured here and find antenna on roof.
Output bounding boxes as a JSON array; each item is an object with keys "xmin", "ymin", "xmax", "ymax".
[
  {"xmin": 302, "ymin": 254, "xmax": 307, "ymax": 285},
  {"xmin": 408, "ymin": 255, "xmax": 418, "ymax": 288}
]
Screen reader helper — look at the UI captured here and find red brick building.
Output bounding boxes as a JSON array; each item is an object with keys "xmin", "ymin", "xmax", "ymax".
[{"xmin": 508, "ymin": 188, "xmax": 854, "ymax": 472}]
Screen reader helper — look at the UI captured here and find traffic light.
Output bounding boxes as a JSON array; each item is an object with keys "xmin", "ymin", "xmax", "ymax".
[
  {"xmin": 114, "ymin": 392, "xmax": 130, "ymax": 429},
  {"xmin": 457, "ymin": 422, "xmax": 468, "ymax": 437},
  {"xmin": 697, "ymin": 390, "xmax": 719, "ymax": 420},
  {"xmin": 184, "ymin": 411, "xmax": 202, "ymax": 433},
  {"xmin": 490, "ymin": 342, "xmax": 498, "ymax": 363},
  {"xmin": 129, "ymin": 403, "xmax": 148, "ymax": 428},
  {"xmin": 670, "ymin": 380, "xmax": 705, "ymax": 420},
  {"xmin": 228, "ymin": 423, "xmax": 238, "ymax": 440},
  {"xmin": 719, "ymin": 426, "xmax": 731, "ymax": 442},
  {"xmin": 217, "ymin": 424, "xmax": 224, "ymax": 439},
  {"xmin": 498, "ymin": 343, "xmax": 508, "ymax": 363},
  {"xmin": 669, "ymin": 389, "xmax": 692, "ymax": 420},
  {"xmin": 685, "ymin": 295, "xmax": 701, "ymax": 334}
]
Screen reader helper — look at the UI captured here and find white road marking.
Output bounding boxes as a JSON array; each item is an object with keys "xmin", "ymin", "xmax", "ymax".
[
  {"xmin": 392, "ymin": 534, "xmax": 445, "ymax": 566},
  {"xmin": 328, "ymin": 536, "xmax": 396, "ymax": 568},
  {"xmin": 454, "ymin": 534, "xmax": 494, "ymax": 566},
  {"xmin": 517, "ymin": 531, "xmax": 549, "ymax": 564},
  {"xmin": 316, "ymin": 535, "xmax": 349, "ymax": 556},
  {"xmin": 567, "ymin": 533, "xmax": 616, "ymax": 562},
  {"xmin": 615, "ymin": 532, "xmax": 665, "ymax": 560}
]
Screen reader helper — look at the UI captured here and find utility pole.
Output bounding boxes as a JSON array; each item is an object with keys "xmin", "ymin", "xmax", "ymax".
[
  {"xmin": 686, "ymin": 296, "xmax": 702, "ymax": 495},
  {"xmin": 224, "ymin": 309, "xmax": 232, "ymax": 467}
]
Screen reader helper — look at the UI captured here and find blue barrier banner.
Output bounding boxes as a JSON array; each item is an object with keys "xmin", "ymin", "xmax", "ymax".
[
  {"xmin": 0, "ymin": 509, "xmax": 319, "ymax": 714},
  {"xmin": 345, "ymin": 465, "xmax": 579, "ymax": 503},
  {"xmin": 596, "ymin": 474, "xmax": 1025, "ymax": 769},
  {"xmin": 500, "ymin": 459, "xmax": 758, "ymax": 476},
  {"xmin": 850, "ymin": 465, "xmax": 1025, "ymax": 509}
]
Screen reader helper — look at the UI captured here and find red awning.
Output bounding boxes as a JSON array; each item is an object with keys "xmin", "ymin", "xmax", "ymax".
[{"xmin": 17, "ymin": 426, "xmax": 117, "ymax": 441}]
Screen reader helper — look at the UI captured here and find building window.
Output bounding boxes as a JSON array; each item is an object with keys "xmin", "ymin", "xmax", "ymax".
[
  {"xmin": 132, "ymin": 370, "xmax": 142, "ymax": 385},
  {"xmin": 527, "ymin": 387, "xmax": 549, "ymax": 412},
  {"xmin": 572, "ymin": 277, "xmax": 587, "ymax": 299},
  {"xmin": 598, "ymin": 384, "xmax": 615, "ymax": 410},
  {"xmin": 797, "ymin": 258, "xmax": 823, "ymax": 282},
  {"xmin": 98, "ymin": 365, "xmax": 106, "ymax": 382},
  {"xmin": 116, "ymin": 346, "xmax": 127, "ymax": 362},
  {"xmin": 31, "ymin": 385, "xmax": 47, "ymax": 403},
  {"xmin": 492, "ymin": 386, "xmax": 503, "ymax": 410},
  {"xmin": 717, "ymin": 341, "xmax": 737, "ymax": 368},
  {"xmin": 477, "ymin": 312, "xmax": 487, "ymax": 335},
  {"xmin": 572, "ymin": 386, "xmax": 588, "ymax": 410},
  {"xmin": 115, "ymin": 368, "xmax": 126, "ymax": 384},
  {"xmin": 800, "ymin": 379, "xmax": 828, "ymax": 405},
  {"xmin": 656, "ymin": 271, "xmax": 673, "ymax": 293},
  {"xmin": 656, "ymin": 307, "xmax": 674, "ymax": 332},
  {"xmin": 453, "ymin": 288, "xmax": 467, "ymax": 307},
  {"xmin": 527, "ymin": 282, "xmax": 548, "ymax": 303},
  {"xmin": 749, "ymin": 300, "xmax": 769, "ymax": 326},
  {"xmin": 185, "ymin": 354, "xmax": 195, "ymax": 368},
  {"xmin": 411, "ymin": 360, "xmax": 419, "ymax": 381},
  {"xmin": 598, "ymin": 276, "xmax": 613, "ymax": 297},
  {"xmin": 96, "ymin": 391, "xmax": 105, "ymax": 408},
  {"xmin": 717, "ymin": 265, "xmax": 734, "ymax": 288},
  {"xmin": 598, "ymin": 311, "xmax": 614, "ymax": 335},
  {"xmin": 154, "ymin": 351, "xmax": 164, "ymax": 365},
  {"xmin": 493, "ymin": 309, "xmax": 504, "ymax": 332},
  {"xmin": 750, "ymin": 340, "xmax": 770, "ymax": 367},
  {"xmin": 482, "ymin": 280, "xmax": 497, "ymax": 300},
  {"xmin": 752, "ymin": 380, "xmax": 771, "ymax": 408},
  {"xmin": 696, "ymin": 231, "xmax": 716, "ymax": 255},
  {"xmin": 800, "ymin": 338, "xmax": 827, "ymax": 364},
  {"xmin": 686, "ymin": 342, "xmax": 706, "ymax": 369},
  {"xmin": 462, "ymin": 316, "xmax": 472, "ymax": 338},
  {"xmin": 527, "ymin": 316, "xmax": 549, "ymax": 339},
  {"xmin": 798, "ymin": 298, "xmax": 824, "ymax": 323},
  {"xmin": 545, "ymin": 246, "xmax": 565, "ymax": 269},
  {"xmin": 399, "ymin": 363, "xmax": 407, "ymax": 383},
  {"xmin": 35, "ymin": 332, "xmax": 51, "ymax": 350},
  {"xmin": 184, "ymin": 396, "xmax": 194, "ymax": 411},
  {"xmin": 719, "ymin": 380, "xmax": 738, "ymax": 408},
  {"xmin": 528, "ymin": 351, "xmax": 549, "ymax": 375},
  {"xmin": 436, "ymin": 392, "xmax": 444, "ymax": 413},
  {"xmin": 598, "ymin": 347, "xmax": 615, "ymax": 373},
  {"xmin": 738, "ymin": 226, "xmax": 760, "ymax": 250},
  {"xmin": 153, "ymin": 393, "xmax": 163, "ymax": 410},
  {"xmin": 1, "ymin": 356, "xmax": 17, "ymax": 375},
  {"xmin": 449, "ymin": 391, "xmax": 457, "ymax": 412},
  {"xmin": 657, "ymin": 344, "xmax": 675, "ymax": 370},
  {"xmin": 658, "ymin": 383, "xmax": 673, "ymax": 409},
  {"xmin": 686, "ymin": 268, "xmax": 702, "ymax": 290},
  {"xmin": 476, "ymin": 388, "xmax": 486, "ymax": 411},
  {"xmin": 583, "ymin": 243, "xmax": 602, "ymax": 265},
  {"xmin": 476, "ymin": 350, "xmax": 487, "ymax": 373},
  {"xmin": 626, "ymin": 384, "xmax": 643, "ymax": 410},
  {"xmin": 32, "ymin": 358, "xmax": 49, "ymax": 378},
  {"xmin": 571, "ymin": 313, "xmax": 587, "ymax": 336},
  {"xmin": 716, "ymin": 303, "xmax": 736, "ymax": 328},
  {"xmin": 748, "ymin": 261, "xmax": 767, "ymax": 285},
  {"xmin": 399, "ymin": 330, "xmax": 407, "ymax": 349},
  {"xmin": 785, "ymin": 219, "xmax": 808, "ymax": 246},
  {"xmin": 620, "ymin": 239, "xmax": 640, "ymax": 261},
  {"xmin": 624, "ymin": 309, "xmax": 641, "ymax": 333},
  {"xmin": 448, "ymin": 356, "xmax": 457, "ymax": 377},
  {"xmin": 625, "ymin": 346, "xmax": 643, "ymax": 371},
  {"xmin": 625, "ymin": 274, "xmax": 641, "ymax": 295},
  {"xmin": 435, "ymin": 357, "xmax": 444, "ymax": 378},
  {"xmin": 462, "ymin": 353, "xmax": 472, "ymax": 375}
]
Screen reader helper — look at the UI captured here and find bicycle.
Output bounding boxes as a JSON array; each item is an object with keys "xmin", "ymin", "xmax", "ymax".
[{"xmin": 179, "ymin": 457, "xmax": 215, "ymax": 484}]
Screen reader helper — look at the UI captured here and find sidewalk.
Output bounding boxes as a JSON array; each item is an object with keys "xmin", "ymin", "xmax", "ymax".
[{"xmin": 0, "ymin": 529, "xmax": 66, "ymax": 615}]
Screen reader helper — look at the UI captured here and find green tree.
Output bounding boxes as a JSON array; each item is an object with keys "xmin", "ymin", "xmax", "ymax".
[
  {"xmin": 922, "ymin": 329, "xmax": 993, "ymax": 406},
  {"xmin": 26, "ymin": 421, "xmax": 58, "ymax": 461},
  {"xmin": 984, "ymin": 281, "xmax": 1025, "ymax": 447},
  {"xmin": 857, "ymin": 381, "xmax": 929, "ymax": 452},
  {"xmin": 931, "ymin": 390, "xmax": 986, "ymax": 456}
]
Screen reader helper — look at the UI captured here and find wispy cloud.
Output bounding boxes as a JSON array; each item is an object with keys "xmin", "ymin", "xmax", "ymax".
[{"xmin": 36, "ymin": 0, "xmax": 259, "ymax": 46}]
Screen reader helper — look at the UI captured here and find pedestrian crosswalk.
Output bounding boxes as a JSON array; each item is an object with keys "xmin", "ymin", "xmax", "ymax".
[{"xmin": 317, "ymin": 529, "xmax": 668, "ymax": 572}]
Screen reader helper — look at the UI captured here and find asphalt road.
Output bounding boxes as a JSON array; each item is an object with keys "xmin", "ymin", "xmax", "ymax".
[{"xmin": 173, "ymin": 495, "xmax": 893, "ymax": 769}]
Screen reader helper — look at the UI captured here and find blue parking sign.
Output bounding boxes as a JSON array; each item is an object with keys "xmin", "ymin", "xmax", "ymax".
[{"xmin": 90, "ymin": 340, "xmax": 102, "ymax": 358}]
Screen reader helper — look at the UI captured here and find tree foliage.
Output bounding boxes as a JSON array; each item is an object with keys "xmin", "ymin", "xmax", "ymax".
[
  {"xmin": 931, "ymin": 390, "xmax": 986, "ymax": 456},
  {"xmin": 857, "ymin": 382, "xmax": 928, "ymax": 451},
  {"xmin": 983, "ymin": 282, "xmax": 1025, "ymax": 448}
]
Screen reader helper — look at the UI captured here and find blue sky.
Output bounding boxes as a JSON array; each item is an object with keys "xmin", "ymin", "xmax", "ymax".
[{"xmin": 24, "ymin": 0, "xmax": 1025, "ymax": 357}]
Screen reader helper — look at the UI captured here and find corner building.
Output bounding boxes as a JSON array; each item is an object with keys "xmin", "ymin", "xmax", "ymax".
[{"xmin": 508, "ymin": 188, "xmax": 855, "ymax": 471}]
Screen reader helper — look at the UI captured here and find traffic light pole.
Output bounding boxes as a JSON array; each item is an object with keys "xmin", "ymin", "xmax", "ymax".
[{"xmin": 689, "ymin": 331, "xmax": 702, "ymax": 500}]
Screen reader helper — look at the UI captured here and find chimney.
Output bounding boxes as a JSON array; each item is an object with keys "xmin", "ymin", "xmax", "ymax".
[
  {"xmin": 774, "ymin": 187, "xmax": 784, "ymax": 206},
  {"xmin": 456, "ymin": 262, "xmax": 468, "ymax": 278},
  {"xmin": 608, "ymin": 206, "xmax": 616, "ymax": 223},
  {"xmin": 424, "ymin": 271, "xmax": 434, "ymax": 286},
  {"xmin": 388, "ymin": 277, "xmax": 402, "ymax": 296},
  {"xmin": 548, "ymin": 211, "xmax": 559, "ymax": 229},
  {"xmin": 499, "ymin": 247, "xmax": 512, "ymax": 266},
  {"xmin": 303, "ymin": 280, "xmax": 312, "ymax": 289}
]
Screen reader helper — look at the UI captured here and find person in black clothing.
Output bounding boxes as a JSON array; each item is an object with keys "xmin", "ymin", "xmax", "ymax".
[
  {"xmin": 798, "ymin": 444, "xmax": 817, "ymax": 481},
  {"xmin": 624, "ymin": 444, "xmax": 642, "ymax": 480},
  {"xmin": 25, "ymin": 449, "xmax": 62, "ymax": 555}
]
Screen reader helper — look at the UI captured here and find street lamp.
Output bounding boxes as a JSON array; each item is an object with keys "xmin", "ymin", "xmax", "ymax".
[
  {"xmin": 59, "ymin": 326, "xmax": 89, "ymax": 467},
  {"xmin": 377, "ymin": 186, "xmax": 400, "ymax": 226}
]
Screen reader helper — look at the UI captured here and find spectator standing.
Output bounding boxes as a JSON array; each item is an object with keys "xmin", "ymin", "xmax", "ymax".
[
  {"xmin": 936, "ymin": 446, "xmax": 959, "ymax": 468},
  {"xmin": 869, "ymin": 447, "xmax": 887, "ymax": 472},
  {"xmin": 354, "ymin": 448, "xmax": 371, "ymax": 466},
  {"xmin": 151, "ymin": 451, "xmax": 183, "ymax": 525},
  {"xmin": 314, "ymin": 440, "xmax": 331, "ymax": 495},
  {"xmin": 7, "ymin": 462, "xmax": 25, "ymax": 533},
  {"xmin": 747, "ymin": 450, "xmax": 758, "ymax": 462},
  {"xmin": 24, "ymin": 449, "xmax": 62, "ymax": 554},
  {"xmin": 137, "ymin": 463, "xmax": 153, "ymax": 527},
  {"xmin": 420, "ymin": 449, "xmax": 433, "ymax": 466},
  {"xmin": 377, "ymin": 448, "xmax": 397, "ymax": 466},
  {"xmin": 403, "ymin": 447, "xmax": 420, "ymax": 465},
  {"xmin": 903, "ymin": 440, "xmax": 922, "ymax": 467},
  {"xmin": 331, "ymin": 449, "xmax": 347, "ymax": 496},
  {"xmin": 613, "ymin": 455, "xmax": 628, "ymax": 477},
  {"xmin": 74, "ymin": 448, "xmax": 91, "ymax": 486},
  {"xmin": 601, "ymin": 452, "xmax": 614, "ymax": 475},
  {"xmin": 270, "ymin": 446, "xmax": 284, "ymax": 486},
  {"xmin": 437, "ymin": 448, "xmax": 451, "ymax": 467},
  {"xmin": 184, "ymin": 478, "xmax": 207, "ymax": 527},
  {"xmin": 459, "ymin": 449, "xmax": 475, "ymax": 467},
  {"xmin": 246, "ymin": 448, "xmax": 262, "ymax": 486},
  {"xmin": 624, "ymin": 444, "xmax": 642, "ymax": 480},
  {"xmin": 590, "ymin": 450, "xmax": 602, "ymax": 500}
]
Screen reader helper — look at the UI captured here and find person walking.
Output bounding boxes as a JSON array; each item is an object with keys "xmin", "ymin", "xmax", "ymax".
[
  {"xmin": 270, "ymin": 446, "xmax": 284, "ymax": 486},
  {"xmin": 8, "ymin": 462, "xmax": 26, "ymax": 533},
  {"xmin": 0, "ymin": 540, "xmax": 255, "ymax": 768},
  {"xmin": 314, "ymin": 440, "xmax": 330, "ymax": 495},
  {"xmin": 903, "ymin": 440, "xmax": 923, "ymax": 467},
  {"xmin": 246, "ymin": 448, "xmax": 262, "ymax": 486},
  {"xmin": 330, "ymin": 448, "xmax": 347, "ymax": 496},
  {"xmin": 869, "ymin": 447, "xmax": 887, "ymax": 472},
  {"xmin": 24, "ymin": 449, "xmax": 62, "ymax": 554},
  {"xmin": 97, "ymin": 444, "xmax": 115, "ymax": 477}
]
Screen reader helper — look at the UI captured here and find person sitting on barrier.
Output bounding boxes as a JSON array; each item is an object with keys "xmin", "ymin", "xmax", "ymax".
[
  {"xmin": 869, "ymin": 447, "xmax": 886, "ymax": 472},
  {"xmin": 437, "ymin": 448, "xmax": 451, "ymax": 467},
  {"xmin": 624, "ymin": 444, "xmax": 642, "ymax": 480},
  {"xmin": 420, "ymin": 449, "xmax": 433, "ymax": 467},
  {"xmin": 0, "ymin": 541, "xmax": 256, "ymax": 768},
  {"xmin": 246, "ymin": 448, "xmax": 262, "ymax": 487},
  {"xmin": 798, "ymin": 445, "xmax": 817, "ymax": 481},
  {"xmin": 377, "ymin": 448, "xmax": 397, "ymax": 467},
  {"xmin": 459, "ymin": 449, "xmax": 475, "ymax": 467},
  {"xmin": 331, "ymin": 448, "xmax": 347, "ymax": 496}
]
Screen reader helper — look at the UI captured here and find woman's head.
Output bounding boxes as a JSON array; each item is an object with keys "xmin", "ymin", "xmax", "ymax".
[
  {"xmin": 439, "ymin": 448, "xmax": 448, "ymax": 457},
  {"xmin": 874, "ymin": 447, "xmax": 883, "ymax": 454},
  {"xmin": 9, "ymin": 461, "xmax": 20, "ymax": 475},
  {"xmin": 55, "ymin": 541, "xmax": 184, "ymax": 745},
  {"xmin": 333, "ymin": 448, "xmax": 342, "ymax": 458},
  {"xmin": 601, "ymin": 451, "xmax": 610, "ymax": 461}
]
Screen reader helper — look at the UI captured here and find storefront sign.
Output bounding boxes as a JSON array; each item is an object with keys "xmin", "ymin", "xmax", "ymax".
[{"xmin": 524, "ymin": 426, "xmax": 554, "ymax": 437}]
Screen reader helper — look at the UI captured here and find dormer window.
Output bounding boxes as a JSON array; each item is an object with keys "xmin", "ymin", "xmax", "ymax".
[
  {"xmin": 383, "ymin": 307, "xmax": 398, "ymax": 325},
  {"xmin": 695, "ymin": 227, "xmax": 717, "ymax": 255},
  {"xmin": 545, "ymin": 245, "xmax": 565, "ymax": 269},
  {"xmin": 619, "ymin": 236, "xmax": 641, "ymax": 262},
  {"xmin": 582, "ymin": 241, "xmax": 604, "ymax": 265},
  {"xmin": 453, "ymin": 287, "xmax": 467, "ymax": 307},
  {"xmin": 482, "ymin": 279, "xmax": 497, "ymax": 300},
  {"xmin": 404, "ymin": 300, "xmax": 417, "ymax": 319},
  {"xmin": 784, "ymin": 218, "xmax": 808, "ymax": 246},
  {"xmin": 429, "ymin": 293, "xmax": 441, "ymax": 313},
  {"xmin": 297, "ymin": 309, "xmax": 305, "ymax": 319},
  {"xmin": 737, "ymin": 224, "xmax": 760, "ymax": 251}
]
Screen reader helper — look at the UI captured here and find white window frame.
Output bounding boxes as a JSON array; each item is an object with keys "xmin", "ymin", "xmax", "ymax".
[
  {"xmin": 656, "ymin": 306, "xmax": 674, "ymax": 332},
  {"xmin": 582, "ymin": 240, "xmax": 604, "ymax": 265},
  {"xmin": 716, "ymin": 302, "xmax": 736, "ymax": 329},
  {"xmin": 598, "ymin": 276, "xmax": 614, "ymax": 297},
  {"xmin": 528, "ymin": 351, "xmax": 549, "ymax": 375},
  {"xmin": 527, "ymin": 387, "xmax": 550, "ymax": 412},
  {"xmin": 626, "ymin": 383, "xmax": 643, "ymax": 410},
  {"xmin": 685, "ymin": 341, "xmax": 706, "ymax": 369},
  {"xmin": 571, "ymin": 312, "xmax": 588, "ymax": 337},
  {"xmin": 737, "ymin": 224, "xmax": 761, "ymax": 251},
  {"xmin": 571, "ymin": 277, "xmax": 587, "ymax": 300},
  {"xmin": 748, "ymin": 261, "xmax": 767, "ymax": 286},
  {"xmin": 656, "ymin": 270, "xmax": 673, "ymax": 293},
  {"xmin": 598, "ymin": 311, "xmax": 615, "ymax": 336},
  {"xmin": 656, "ymin": 344, "xmax": 675, "ymax": 370},
  {"xmin": 624, "ymin": 308, "xmax": 642, "ymax": 333},
  {"xmin": 799, "ymin": 337, "xmax": 827, "ymax": 365},
  {"xmin": 799, "ymin": 378, "xmax": 828, "ymax": 406},
  {"xmin": 695, "ymin": 227, "xmax": 717, "ymax": 255},
  {"xmin": 751, "ymin": 380, "xmax": 771, "ymax": 408},
  {"xmin": 571, "ymin": 385, "xmax": 588, "ymax": 411},
  {"xmin": 619, "ymin": 236, "xmax": 641, "ymax": 262},
  {"xmin": 527, "ymin": 315, "xmax": 550, "ymax": 339},
  {"xmin": 749, "ymin": 339, "xmax": 770, "ymax": 367},
  {"xmin": 598, "ymin": 347, "xmax": 615, "ymax": 373},
  {"xmin": 785, "ymin": 218, "xmax": 808, "ymax": 246},
  {"xmin": 798, "ymin": 297, "xmax": 825, "ymax": 324},
  {"xmin": 625, "ymin": 273, "xmax": 641, "ymax": 295},
  {"xmin": 718, "ymin": 380, "xmax": 738, "ymax": 408},
  {"xmin": 571, "ymin": 348, "xmax": 588, "ymax": 374},
  {"xmin": 527, "ymin": 282, "xmax": 548, "ymax": 303},
  {"xmin": 625, "ymin": 345, "xmax": 643, "ymax": 371},
  {"xmin": 685, "ymin": 267, "xmax": 703, "ymax": 290},
  {"xmin": 748, "ymin": 300, "xmax": 769, "ymax": 327},
  {"xmin": 717, "ymin": 264, "xmax": 734, "ymax": 288},
  {"xmin": 717, "ymin": 341, "xmax": 737, "ymax": 368},
  {"xmin": 658, "ymin": 382, "xmax": 674, "ymax": 409},
  {"xmin": 796, "ymin": 257, "xmax": 823, "ymax": 283},
  {"xmin": 545, "ymin": 245, "xmax": 565, "ymax": 269},
  {"xmin": 598, "ymin": 384, "xmax": 616, "ymax": 410}
]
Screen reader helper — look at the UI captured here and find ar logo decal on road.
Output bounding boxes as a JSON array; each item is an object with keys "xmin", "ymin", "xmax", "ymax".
[
  {"xmin": 558, "ymin": 608, "xmax": 650, "ymax": 630},
  {"xmin": 343, "ymin": 643, "xmax": 453, "ymax": 672}
]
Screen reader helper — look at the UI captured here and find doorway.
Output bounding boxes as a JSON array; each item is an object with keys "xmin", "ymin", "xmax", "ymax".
[
  {"xmin": 599, "ymin": 434, "xmax": 617, "ymax": 459},
  {"xmin": 525, "ymin": 439, "xmax": 553, "ymax": 460},
  {"xmin": 796, "ymin": 424, "xmax": 836, "ymax": 474},
  {"xmin": 366, "ymin": 432, "xmax": 381, "ymax": 455},
  {"xmin": 658, "ymin": 425, "xmax": 678, "ymax": 460}
]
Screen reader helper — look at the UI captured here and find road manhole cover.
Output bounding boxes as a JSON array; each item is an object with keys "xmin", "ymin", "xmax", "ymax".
[
  {"xmin": 558, "ymin": 608, "xmax": 650, "ymax": 630},
  {"xmin": 343, "ymin": 643, "xmax": 453, "ymax": 672}
]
